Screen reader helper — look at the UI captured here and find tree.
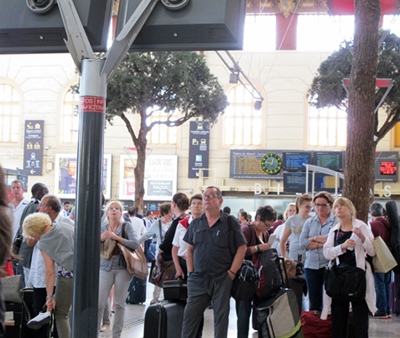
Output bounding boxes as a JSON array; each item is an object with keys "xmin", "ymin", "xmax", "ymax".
[
  {"xmin": 309, "ymin": 2, "xmax": 400, "ymax": 221},
  {"xmin": 106, "ymin": 51, "xmax": 228, "ymax": 212}
]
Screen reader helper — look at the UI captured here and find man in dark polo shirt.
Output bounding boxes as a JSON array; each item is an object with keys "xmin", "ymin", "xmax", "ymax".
[{"xmin": 182, "ymin": 186, "xmax": 246, "ymax": 338}]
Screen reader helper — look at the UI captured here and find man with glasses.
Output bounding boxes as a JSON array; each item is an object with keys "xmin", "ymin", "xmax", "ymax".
[{"xmin": 181, "ymin": 186, "xmax": 246, "ymax": 338}]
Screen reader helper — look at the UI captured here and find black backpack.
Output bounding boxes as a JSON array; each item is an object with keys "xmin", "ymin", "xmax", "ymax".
[{"xmin": 253, "ymin": 248, "xmax": 283, "ymax": 301}]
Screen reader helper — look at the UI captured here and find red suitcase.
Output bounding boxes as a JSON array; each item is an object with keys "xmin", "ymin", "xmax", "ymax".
[{"xmin": 301, "ymin": 311, "xmax": 332, "ymax": 338}]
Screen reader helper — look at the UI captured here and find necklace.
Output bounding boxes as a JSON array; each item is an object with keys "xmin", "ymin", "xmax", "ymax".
[{"xmin": 109, "ymin": 223, "xmax": 118, "ymax": 233}]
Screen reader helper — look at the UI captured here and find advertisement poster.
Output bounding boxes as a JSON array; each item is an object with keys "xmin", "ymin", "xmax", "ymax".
[
  {"xmin": 188, "ymin": 121, "xmax": 210, "ymax": 178},
  {"xmin": 119, "ymin": 154, "xmax": 177, "ymax": 201},
  {"xmin": 23, "ymin": 120, "xmax": 44, "ymax": 176},
  {"xmin": 55, "ymin": 154, "xmax": 112, "ymax": 199}
]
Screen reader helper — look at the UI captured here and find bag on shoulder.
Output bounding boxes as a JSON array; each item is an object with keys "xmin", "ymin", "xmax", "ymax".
[
  {"xmin": 232, "ymin": 259, "xmax": 259, "ymax": 301},
  {"xmin": 253, "ymin": 248, "xmax": 283, "ymax": 301},
  {"xmin": 324, "ymin": 265, "xmax": 366, "ymax": 302},
  {"xmin": 100, "ymin": 238, "xmax": 117, "ymax": 259},
  {"xmin": 149, "ymin": 252, "xmax": 175, "ymax": 287}
]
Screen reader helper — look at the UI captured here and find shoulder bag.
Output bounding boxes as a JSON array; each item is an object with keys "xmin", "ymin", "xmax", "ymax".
[
  {"xmin": 148, "ymin": 220, "xmax": 175, "ymax": 286},
  {"xmin": 118, "ymin": 223, "xmax": 148, "ymax": 280},
  {"xmin": 372, "ymin": 235, "xmax": 398, "ymax": 273},
  {"xmin": 323, "ymin": 230, "xmax": 366, "ymax": 302}
]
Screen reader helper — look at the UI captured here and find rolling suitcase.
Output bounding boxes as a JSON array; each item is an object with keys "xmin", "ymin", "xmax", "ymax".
[
  {"xmin": 391, "ymin": 273, "xmax": 400, "ymax": 315},
  {"xmin": 143, "ymin": 301, "xmax": 186, "ymax": 338},
  {"xmin": 257, "ymin": 288, "xmax": 303, "ymax": 338},
  {"xmin": 126, "ymin": 276, "xmax": 146, "ymax": 304}
]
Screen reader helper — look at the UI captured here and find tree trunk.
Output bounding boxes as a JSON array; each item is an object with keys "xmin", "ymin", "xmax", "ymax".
[
  {"xmin": 343, "ymin": 0, "xmax": 380, "ymax": 222},
  {"xmin": 133, "ymin": 127, "xmax": 148, "ymax": 215}
]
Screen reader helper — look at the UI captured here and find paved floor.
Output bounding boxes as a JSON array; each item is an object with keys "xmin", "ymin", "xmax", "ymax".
[{"xmin": 98, "ymin": 283, "xmax": 400, "ymax": 338}]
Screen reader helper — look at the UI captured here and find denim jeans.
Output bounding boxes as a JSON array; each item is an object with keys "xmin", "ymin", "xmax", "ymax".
[
  {"xmin": 374, "ymin": 271, "xmax": 392, "ymax": 315},
  {"xmin": 235, "ymin": 299, "xmax": 252, "ymax": 338},
  {"xmin": 304, "ymin": 267, "xmax": 325, "ymax": 312}
]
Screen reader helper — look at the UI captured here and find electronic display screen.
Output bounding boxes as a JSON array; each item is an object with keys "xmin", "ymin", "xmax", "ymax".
[
  {"xmin": 314, "ymin": 151, "xmax": 344, "ymax": 171},
  {"xmin": 283, "ymin": 173, "xmax": 312, "ymax": 194},
  {"xmin": 282, "ymin": 152, "xmax": 311, "ymax": 171},
  {"xmin": 375, "ymin": 152, "xmax": 398, "ymax": 182},
  {"xmin": 315, "ymin": 173, "xmax": 343, "ymax": 193}
]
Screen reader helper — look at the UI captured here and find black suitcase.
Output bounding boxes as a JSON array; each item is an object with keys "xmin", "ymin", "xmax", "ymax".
[
  {"xmin": 163, "ymin": 280, "xmax": 187, "ymax": 302},
  {"xmin": 143, "ymin": 301, "xmax": 185, "ymax": 338},
  {"xmin": 391, "ymin": 273, "xmax": 400, "ymax": 315},
  {"xmin": 126, "ymin": 276, "xmax": 147, "ymax": 304}
]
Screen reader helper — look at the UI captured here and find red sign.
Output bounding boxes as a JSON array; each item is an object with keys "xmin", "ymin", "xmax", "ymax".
[
  {"xmin": 80, "ymin": 96, "xmax": 105, "ymax": 113},
  {"xmin": 328, "ymin": 0, "xmax": 398, "ymax": 15}
]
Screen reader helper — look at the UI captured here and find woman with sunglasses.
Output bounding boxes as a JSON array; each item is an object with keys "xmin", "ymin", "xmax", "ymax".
[{"xmin": 299, "ymin": 191, "xmax": 336, "ymax": 312}]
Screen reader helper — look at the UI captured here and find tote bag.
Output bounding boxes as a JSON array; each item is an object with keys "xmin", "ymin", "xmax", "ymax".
[{"xmin": 373, "ymin": 236, "xmax": 398, "ymax": 273}]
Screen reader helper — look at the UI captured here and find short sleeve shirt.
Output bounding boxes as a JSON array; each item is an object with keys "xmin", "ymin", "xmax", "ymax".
[{"xmin": 184, "ymin": 212, "xmax": 246, "ymax": 278}]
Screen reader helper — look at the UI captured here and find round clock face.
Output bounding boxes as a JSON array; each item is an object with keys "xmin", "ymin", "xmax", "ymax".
[{"xmin": 261, "ymin": 153, "xmax": 282, "ymax": 175}]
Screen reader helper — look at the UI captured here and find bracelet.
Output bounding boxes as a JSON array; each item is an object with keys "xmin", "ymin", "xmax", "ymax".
[
  {"xmin": 255, "ymin": 245, "xmax": 259, "ymax": 252},
  {"xmin": 46, "ymin": 295, "xmax": 54, "ymax": 301},
  {"xmin": 229, "ymin": 269, "xmax": 237, "ymax": 275}
]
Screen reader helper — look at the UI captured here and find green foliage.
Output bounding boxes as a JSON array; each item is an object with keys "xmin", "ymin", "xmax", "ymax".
[
  {"xmin": 106, "ymin": 51, "xmax": 228, "ymax": 126},
  {"xmin": 309, "ymin": 30, "xmax": 400, "ymax": 114}
]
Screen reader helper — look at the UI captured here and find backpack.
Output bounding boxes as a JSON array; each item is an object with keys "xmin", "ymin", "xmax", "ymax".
[
  {"xmin": 385, "ymin": 201, "xmax": 400, "ymax": 273},
  {"xmin": 231, "ymin": 259, "xmax": 259, "ymax": 301},
  {"xmin": 253, "ymin": 248, "xmax": 284, "ymax": 301}
]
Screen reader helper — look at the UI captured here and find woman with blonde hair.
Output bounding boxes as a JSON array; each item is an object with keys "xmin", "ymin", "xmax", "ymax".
[
  {"xmin": 97, "ymin": 200, "xmax": 139, "ymax": 338},
  {"xmin": 271, "ymin": 202, "xmax": 296, "ymax": 254},
  {"xmin": 322, "ymin": 197, "xmax": 375, "ymax": 337}
]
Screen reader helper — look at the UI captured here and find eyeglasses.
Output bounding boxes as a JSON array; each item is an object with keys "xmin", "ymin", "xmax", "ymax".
[
  {"xmin": 203, "ymin": 194, "xmax": 219, "ymax": 200},
  {"xmin": 262, "ymin": 220, "xmax": 274, "ymax": 228},
  {"xmin": 315, "ymin": 203, "xmax": 330, "ymax": 208},
  {"xmin": 109, "ymin": 207, "xmax": 121, "ymax": 211}
]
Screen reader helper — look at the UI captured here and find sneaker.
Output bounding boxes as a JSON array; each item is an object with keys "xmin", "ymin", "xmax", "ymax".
[
  {"xmin": 100, "ymin": 324, "xmax": 110, "ymax": 332},
  {"xmin": 373, "ymin": 313, "xmax": 390, "ymax": 319},
  {"xmin": 27, "ymin": 311, "xmax": 51, "ymax": 329}
]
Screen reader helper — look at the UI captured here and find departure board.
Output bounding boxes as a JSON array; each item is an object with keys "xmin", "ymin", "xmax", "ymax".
[
  {"xmin": 314, "ymin": 151, "xmax": 344, "ymax": 171},
  {"xmin": 230, "ymin": 150, "xmax": 283, "ymax": 179},
  {"xmin": 282, "ymin": 152, "xmax": 311, "ymax": 171}
]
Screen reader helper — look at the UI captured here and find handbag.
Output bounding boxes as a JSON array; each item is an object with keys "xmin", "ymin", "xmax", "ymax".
[
  {"xmin": 117, "ymin": 243, "xmax": 148, "ymax": 280},
  {"xmin": 118, "ymin": 222, "xmax": 148, "ymax": 280},
  {"xmin": 2, "ymin": 274, "xmax": 23, "ymax": 303},
  {"xmin": 372, "ymin": 236, "xmax": 398, "ymax": 273},
  {"xmin": 231, "ymin": 259, "xmax": 259, "ymax": 301},
  {"xmin": 324, "ymin": 265, "xmax": 366, "ymax": 302},
  {"xmin": 100, "ymin": 238, "xmax": 117, "ymax": 259},
  {"xmin": 148, "ymin": 252, "xmax": 175, "ymax": 287}
]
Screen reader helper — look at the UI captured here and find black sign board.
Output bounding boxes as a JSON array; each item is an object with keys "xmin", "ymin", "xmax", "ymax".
[
  {"xmin": 188, "ymin": 121, "xmax": 210, "ymax": 178},
  {"xmin": 23, "ymin": 120, "xmax": 44, "ymax": 176}
]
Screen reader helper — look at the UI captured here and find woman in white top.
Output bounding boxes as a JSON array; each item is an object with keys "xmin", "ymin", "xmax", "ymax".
[
  {"xmin": 172, "ymin": 194, "xmax": 203, "ymax": 279},
  {"xmin": 279, "ymin": 194, "xmax": 312, "ymax": 261}
]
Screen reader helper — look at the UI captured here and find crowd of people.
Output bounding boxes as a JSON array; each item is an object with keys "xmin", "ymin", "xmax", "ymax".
[{"xmin": 0, "ymin": 176, "xmax": 397, "ymax": 338}]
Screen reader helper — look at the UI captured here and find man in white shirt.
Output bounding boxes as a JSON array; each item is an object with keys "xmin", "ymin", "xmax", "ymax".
[
  {"xmin": 8, "ymin": 180, "xmax": 30, "ymax": 241},
  {"xmin": 125, "ymin": 206, "xmax": 146, "ymax": 238},
  {"xmin": 8, "ymin": 179, "xmax": 29, "ymax": 274}
]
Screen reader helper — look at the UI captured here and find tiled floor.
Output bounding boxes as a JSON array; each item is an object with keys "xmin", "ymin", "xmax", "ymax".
[{"xmin": 99, "ymin": 283, "xmax": 400, "ymax": 338}]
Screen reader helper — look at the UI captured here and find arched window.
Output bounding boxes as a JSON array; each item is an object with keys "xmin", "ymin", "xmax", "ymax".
[
  {"xmin": 224, "ymin": 84, "xmax": 262, "ymax": 146},
  {"xmin": 0, "ymin": 83, "xmax": 20, "ymax": 143},
  {"xmin": 147, "ymin": 108, "xmax": 177, "ymax": 144},
  {"xmin": 308, "ymin": 106, "xmax": 347, "ymax": 147},
  {"xmin": 61, "ymin": 87, "xmax": 79, "ymax": 143}
]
